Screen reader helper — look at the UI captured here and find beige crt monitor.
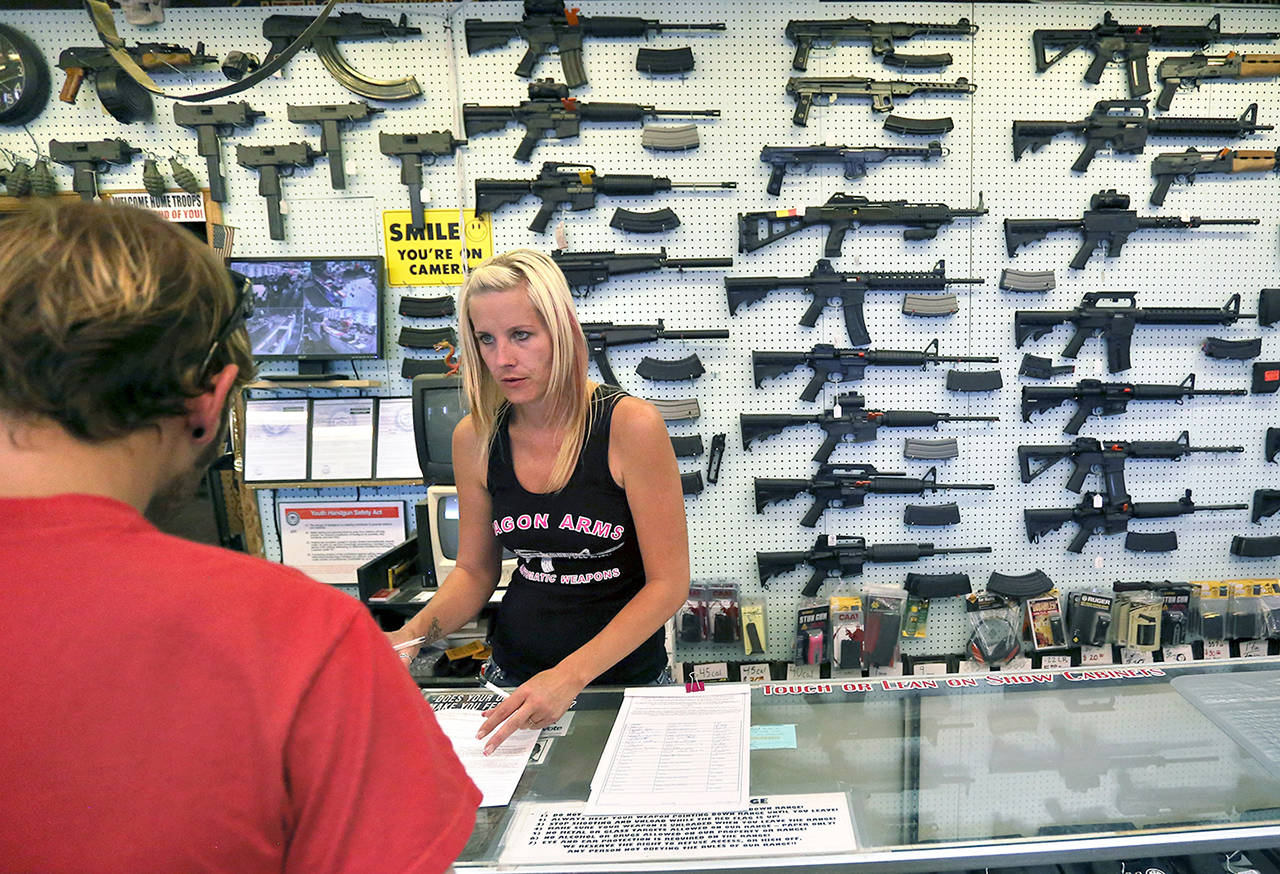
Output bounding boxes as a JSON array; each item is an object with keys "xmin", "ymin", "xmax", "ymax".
[{"xmin": 425, "ymin": 484, "xmax": 517, "ymax": 589}]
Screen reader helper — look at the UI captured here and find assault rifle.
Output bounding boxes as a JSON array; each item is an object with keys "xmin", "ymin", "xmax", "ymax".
[
  {"xmin": 753, "ymin": 340, "xmax": 998, "ymax": 402},
  {"xmin": 755, "ymin": 463, "xmax": 993, "ymax": 528},
  {"xmin": 1012, "ymin": 100, "xmax": 1272, "ymax": 172},
  {"xmin": 1156, "ymin": 52, "xmax": 1280, "ymax": 111},
  {"xmin": 1021, "ymin": 375, "xmax": 1246, "ymax": 435},
  {"xmin": 552, "ymin": 249, "xmax": 733, "ymax": 296},
  {"xmin": 464, "ymin": 79, "xmax": 719, "ymax": 161},
  {"xmin": 58, "ymin": 42, "xmax": 216, "ymax": 123},
  {"xmin": 739, "ymin": 194, "xmax": 986, "ymax": 256},
  {"xmin": 726, "ymin": 259, "xmax": 983, "ymax": 346},
  {"xmin": 758, "ymin": 535, "xmax": 991, "ymax": 597},
  {"xmin": 742, "ymin": 391, "xmax": 998, "ymax": 463},
  {"xmin": 1025, "ymin": 489, "xmax": 1245, "ymax": 553},
  {"xmin": 786, "ymin": 16, "xmax": 977, "ymax": 70},
  {"xmin": 1018, "ymin": 431, "xmax": 1243, "ymax": 495},
  {"xmin": 259, "ymin": 12, "xmax": 423, "ymax": 101},
  {"xmin": 760, "ymin": 142, "xmax": 942, "ymax": 196},
  {"xmin": 787, "ymin": 76, "xmax": 975, "ymax": 124},
  {"xmin": 464, "ymin": 0, "xmax": 725, "ymax": 88},
  {"xmin": 1014, "ymin": 292, "xmax": 1254, "ymax": 373},
  {"xmin": 1004, "ymin": 189, "xmax": 1258, "ymax": 270},
  {"xmin": 1032, "ymin": 12, "xmax": 1280, "ymax": 97},
  {"xmin": 581, "ymin": 321, "xmax": 728, "ymax": 387},
  {"xmin": 1150, "ymin": 147, "xmax": 1279, "ymax": 206},
  {"xmin": 476, "ymin": 162, "xmax": 735, "ymax": 233}
]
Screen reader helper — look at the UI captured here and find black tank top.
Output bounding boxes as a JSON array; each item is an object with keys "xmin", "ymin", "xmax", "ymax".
[{"xmin": 486, "ymin": 386, "xmax": 666, "ymax": 685}]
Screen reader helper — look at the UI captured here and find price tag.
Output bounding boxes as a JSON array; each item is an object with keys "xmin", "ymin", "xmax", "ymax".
[
  {"xmin": 869, "ymin": 662, "xmax": 904, "ymax": 678},
  {"xmin": 1079, "ymin": 645, "xmax": 1112, "ymax": 665},
  {"xmin": 692, "ymin": 662, "xmax": 730, "ymax": 682},
  {"xmin": 959, "ymin": 658, "xmax": 988, "ymax": 674},
  {"xmin": 1003, "ymin": 656, "xmax": 1032, "ymax": 672},
  {"xmin": 1120, "ymin": 647, "xmax": 1154, "ymax": 664},
  {"xmin": 1202, "ymin": 639, "xmax": 1230, "ymax": 661},
  {"xmin": 739, "ymin": 663, "xmax": 771, "ymax": 684},
  {"xmin": 1239, "ymin": 639, "xmax": 1270, "ymax": 658},
  {"xmin": 1162, "ymin": 644, "xmax": 1194, "ymax": 664},
  {"xmin": 913, "ymin": 661, "xmax": 948, "ymax": 676},
  {"xmin": 1040, "ymin": 655, "xmax": 1071, "ymax": 670},
  {"xmin": 786, "ymin": 663, "xmax": 820, "ymax": 681}
]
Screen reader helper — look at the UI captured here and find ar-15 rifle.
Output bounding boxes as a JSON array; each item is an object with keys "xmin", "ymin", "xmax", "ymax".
[
  {"xmin": 785, "ymin": 16, "xmax": 977, "ymax": 70},
  {"xmin": 756, "ymin": 463, "xmax": 993, "ymax": 528},
  {"xmin": 1004, "ymin": 189, "xmax": 1258, "ymax": 270},
  {"xmin": 1155, "ymin": 52, "xmax": 1280, "ymax": 111},
  {"xmin": 758, "ymin": 534, "xmax": 991, "ymax": 597},
  {"xmin": 464, "ymin": 79, "xmax": 718, "ymax": 162},
  {"xmin": 476, "ymin": 162, "xmax": 735, "ymax": 233},
  {"xmin": 234, "ymin": 142, "xmax": 320, "ymax": 241},
  {"xmin": 753, "ymin": 340, "xmax": 998, "ymax": 402},
  {"xmin": 1025, "ymin": 489, "xmax": 1245, "ymax": 552},
  {"xmin": 1021, "ymin": 374, "xmax": 1246, "ymax": 435},
  {"xmin": 1012, "ymin": 100, "xmax": 1272, "ymax": 172},
  {"xmin": 552, "ymin": 248, "xmax": 732, "ymax": 296},
  {"xmin": 379, "ymin": 132, "xmax": 467, "ymax": 231},
  {"xmin": 1014, "ymin": 292, "xmax": 1254, "ymax": 373},
  {"xmin": 581, "ymin": 321, "xmax": 728, "ymax": 387},
  {"xmin": 742, "ymin": 391, "xmax": 997, "ymax": 463},
  {"xmin": 1018, "ymin": 431, "xmax": 1243, "ymax": 496},
  {"xmin": 786, "ymin": 76, "xmax": 975, "ymax": 124},
  {"xmin": 464, "ymin": 0, "xmax": 725, "ymax": 88},
  {"xmin": 49, "ymin": 139, "xmax": 140, "ymax": 200},
  {"xmin": 58, "ymin": 42, "xmax": 217, "ymax": 123},
  {"xmin": 739, "ymin": 194, "xmax": 986, "ymax": 257},
  {"xmin": 1150, "ymin": 147, "xmax": 1279, "ymax": 206},
  {"xmin": 726, "ymin": 260, "xmax": 983, "ymax": 347},
  {"xmin": 760, "ymin": 142, "xmax": 942, "ymax": 196},
  {"xmin": 1033, "ymin": 11, "xmax": 1280, "ymax": 98},
  {"xmin": 258, "ymin": 12, "xmax": 423, "ymax": 101}
]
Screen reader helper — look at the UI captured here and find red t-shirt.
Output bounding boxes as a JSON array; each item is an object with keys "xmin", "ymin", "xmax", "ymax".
[{"xmin": 0, "ymin": 494, "xmax": 481, "ymax": 873}]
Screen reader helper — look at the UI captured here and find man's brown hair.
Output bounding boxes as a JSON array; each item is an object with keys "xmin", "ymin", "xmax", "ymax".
[{"xmin": 0, "ymin": 200, "xmax": 256, "ymax": 441}]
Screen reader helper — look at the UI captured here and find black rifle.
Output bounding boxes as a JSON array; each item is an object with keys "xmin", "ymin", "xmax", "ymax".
[
  {"xmin": 1021, "ymin": 374, "xmax": 1246, "ymax": 435},
  {"xmin": 581, "ymin": 321, "xmax": 728, "ymax": 387},
  {"xmin": 476, "ymin": 162, "xmax": 735, "ymax": 233},
  {"xmin": 758, "ymin": 534, "xmax": 991, "ymax": 597},
  {"xmin": 49, "ymin": 139, "xmax": 140, "ymax": 200},
  {"xmin": 742, "ymin": 391, "xmax": 997, "ymax": 463},
  {"xmin": 1014, "ymin": 292, "xmax": 1254, "ymax": 373},
  {"xmin": 259, "ymin": 12, "xmax": 423, "ymax": 100},
  {"xmin": 726, "ymin": 259, "xmax": 982, "ymax": 347},
  {"xmin": 552, "ymin": 248, "xmax": 732, "ymax": 296},
  {"xmin": 753, "ymin": 340, "xmax": 998, "ymax": 402},
  {"xmin": 756, "ymin": 463, "xmax": 993, "ymax": 528},
  {"xmin": 58, "ymin": 42, "xmax": 216, "ymax": 123},
  {"xmin": 379, "ymin": 132, "xmax": 467, "ymax": 231},
  {"xmin": 288, "ymin": 102, "xmax": 383, "ymax": 189},
  {"xmin": 464, "ymin": 0, "xmax": 725, "ymax": 88},
  {"xmin": 1004, "ymin": 189, "xmax": 1258, "ymax": 270},
  {"xmin": 787, "ymin": 76, "xmax": 975, "ymax": 124},
  {"xmin": 234, "ymin": 142, "xmax": 320, "ymax": 240},
  {"xmin": 760, "ymin": 142, "xmax": 942, "ymax": 196},
  {"xmin": 740, "ymin": 193, "xmax": 986, "ymax": 256},
  {"xmin": 173, "ymin": 101, "xmax": 265, "ymax": 202},
  {"xmin": 1012, "ymin": 100, "xmax": 1272, "ymax": 172},
  {"xmin": 464, "ymin": 79, "xmax": 718, "ymax": 162},
  {"xmin": 1032, "ymin": 12, "xmax": 1280, "ymax": 97},
  {"xmin": 1018, "ymin": 431, "xmax": 1242, "ymax": 496},
  {"xmin": 1155, "ymin": 52, "xmax": 1280, "ymax": 111},
  {"xmin": 785, "ymin": 16, "xmax": 977, "ymax": 70},
  {"xmin": 1025, "ymin": 489, "xmax": 1245, "ymax": 553},
  {"xmin": 1150, "ymin": 147, "xmax": 1279, "ymax": 206}
]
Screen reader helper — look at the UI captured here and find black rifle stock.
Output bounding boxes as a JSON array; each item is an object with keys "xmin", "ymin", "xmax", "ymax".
[
  {"xmin": 552, "ymin": 248, "xmax": 732, "ymax": 295},
  {"xmin": 581, "ymin": 321, "xmax": 728, "ymax": 387},
  {"xmin": 785, "ymin": 16, "xmax": 976, "ymax": 70},
  {"xmin": 757, "ymin": 535, "xmax": 991, "ymax": 596},
  {"xmin": 379, "ymin": 132, "xmax": 467, "ymax": 230},
  {"xmin": 760, "ymin": 142, "xmax": 942, "ymax": 196},
  {"xmin": 1021, "ymin": 374, "xmax": 1246, "ymax": 435},
  {"xmin": 1018, "ymin": 431, "xmax": 1242, "ymax": 495},
  {"xmin": 234, "ymin": 142, "xmax": 320, "ymax": 240},
  {"xmin": 173, "ymin": 101, "xmax": 264, "ymax": 202},
  {"xmin": 1025, "ymin": 489, "xmax": 1246, "ymax": 552},
  {"xmin": 1150, "ymin": 147, "xmax": 1279, "ymax": 206},
  {"xmin": 261, "ymin": 12, "xmax": 423, "ymax": 100},
  {"xmin": 1155, "ymin": 52, "xmax": 1280, "ymax": 111}
]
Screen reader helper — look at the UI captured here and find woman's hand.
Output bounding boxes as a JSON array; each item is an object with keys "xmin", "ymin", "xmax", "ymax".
[
  {"xmin": 475, "ymin": 667, "xmax": 585, "ymax": 754},
  {"xmin": 384, "ymin": 627, "xmax": 423, "ymax": 668}
]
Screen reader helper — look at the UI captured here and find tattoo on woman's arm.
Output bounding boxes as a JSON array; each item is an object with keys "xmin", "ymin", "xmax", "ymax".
[{"xmin": 424, "ymin": 617, "xmax": 444, "ymax": 645}]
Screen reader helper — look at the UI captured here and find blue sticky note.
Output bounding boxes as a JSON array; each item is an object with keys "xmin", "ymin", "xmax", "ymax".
[{"xmin": 750, "ymin": 724, "xmax": 797, "ymax": 750}]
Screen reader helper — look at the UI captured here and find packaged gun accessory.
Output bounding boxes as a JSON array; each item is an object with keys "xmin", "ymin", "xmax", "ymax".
[
  {"xmin": 611, "ymin": 207, "xmax": 681, "ymax": 233},
  {"xmin": 740, "ymin": 601, "xmax": 767, "ymax": 656},
  {"xmin": 1196, "ymin": 581, "xmax": 1232, "ymax": 641},
  {"xmin": 794, "ymin": 603, "xmax": 830, "ymax": 665},
  {"xmin": 946, "ymin": 370, "xmax": 1002, "ymax": 392},
  {"xmin": 1019, "ymin": 354, "xmax": 1074, "ymax": 380},
  {"xmin": 1068, "ymin": 591, "xmax": 1113, "ymax": 646},
  {"xmin": 902, "ymin": 293, "xmax": 958, "ymax": 316},
  {"xmin": 903, "ymin": 438, "xmax": 959, "ymax": 460},
  {"xmin": 966, "ymin": 592, "xmax": 1021, "ymax": 665},
  {"xmin": 1203, "ymin": 337, "xmax": 1262, "ymax": 360},
  {"xmin": 1253, "ymin": 362, "xmax": 1280, "ymax": 394},
  {"xmin": 1027, "ymin": 592, "xmax": 1066, "ymax": 650},
  {"xmin": 1000, "ymin": 268, "xmax": 1056, "ymax": 292},
  {"xmin": 1227, "ymin": 580, "xmax": 1267, "ymax": 638},
  {"xmin": 861, "ymin": 585, "xmax": 909, "ymax": 668},
  {"xmin": 678, "ymin": 585, "xmax": 709, "ymax": 643},
  {"xmin": 636, "ymin": 46, "xmax": 695, "ymax": 75},
  {"xmin": 829, "ymin": 595, "xmax": 863, "ymax": 667}
]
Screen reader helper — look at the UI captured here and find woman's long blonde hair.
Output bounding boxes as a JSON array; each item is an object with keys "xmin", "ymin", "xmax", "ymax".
[{"xmin": 457, "ymin": 249, "xmax": 592, "ymax": 492}]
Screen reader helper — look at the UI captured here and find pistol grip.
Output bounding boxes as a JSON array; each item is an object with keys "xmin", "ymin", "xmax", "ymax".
[{"xmin": 60, "ymin": 68, "xmax": 85, "ymax": 103}]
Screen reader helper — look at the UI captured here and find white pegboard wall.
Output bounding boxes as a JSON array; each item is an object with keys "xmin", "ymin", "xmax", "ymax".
[{"xmin": 3, "ymin": 2, "xmax": 1279, "ymax": 663}]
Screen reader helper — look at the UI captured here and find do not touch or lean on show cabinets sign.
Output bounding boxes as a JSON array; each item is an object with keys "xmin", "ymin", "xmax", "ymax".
[
  {"xmin": 277, "ymin": 500, "xmax": 407, "ymax": 586},
  {"xmin": 382, "ymin": 209, "xmax": 493, "ymax": 286}
]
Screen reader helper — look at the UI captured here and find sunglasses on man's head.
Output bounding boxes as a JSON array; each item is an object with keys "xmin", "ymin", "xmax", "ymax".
[{"xmin": 197, "ymin": 269, "xmax": 254, "ymax": 381}]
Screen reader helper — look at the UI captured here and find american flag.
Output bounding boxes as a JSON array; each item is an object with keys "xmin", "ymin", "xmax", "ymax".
[{"xmin": 210, "ymin": 223, "xmax": 235, "ymax": 261}]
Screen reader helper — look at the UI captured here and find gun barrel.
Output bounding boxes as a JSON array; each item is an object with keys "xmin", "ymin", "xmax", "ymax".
[
  {"xmin": 936, "ymin": 546, "xmax": 995, "ymax": 555},
  {"xmin": 663, "ymin": 329, "xmax": 731, "ymax": 340},
  {"xmin": 668, "ymin": 181, "xmax": 738, "ymax": 189},
  {"xmin": 666, "ymin": 257, "xmax": 735, "ymax": 270}
]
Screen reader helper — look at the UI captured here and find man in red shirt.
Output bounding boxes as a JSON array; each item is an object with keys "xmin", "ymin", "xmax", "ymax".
[{"xmin": 0, "ymin": 201, "xmax": 480, "ymax": 873}]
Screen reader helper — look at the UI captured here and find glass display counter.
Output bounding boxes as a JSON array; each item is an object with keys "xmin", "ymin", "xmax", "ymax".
[{"xmin": 432, "ymin": 658, "xmax": 1280, "ymax": 872}]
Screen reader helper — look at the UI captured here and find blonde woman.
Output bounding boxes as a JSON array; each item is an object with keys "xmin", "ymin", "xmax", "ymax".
[{"xmin": 389, "ymin": 249, "xmax": 690, "ymax": 753}]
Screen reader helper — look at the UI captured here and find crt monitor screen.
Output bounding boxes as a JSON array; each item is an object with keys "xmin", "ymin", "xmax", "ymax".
[
  {"xmin": 427, "ymin": 485, "xmax": 515, "ymax": 588},
  {"xmin": 228, "ymin": 256, "xmax": 383, "ymax": 360},
  {"xmin": 411, "ymin": 374, "xmax": 467, "ymax": 484}
]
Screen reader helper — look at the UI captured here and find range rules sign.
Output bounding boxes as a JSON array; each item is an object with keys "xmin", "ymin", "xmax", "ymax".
[{"xmin": 382, "ymin": 209, "xmax": 492, "ymax": 286}]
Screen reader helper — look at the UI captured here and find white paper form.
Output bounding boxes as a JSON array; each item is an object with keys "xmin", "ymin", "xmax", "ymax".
[
  {"xmin": 373, "ymin": 397, "xmax": 421, "ymax": 479},
  {"xmin": 432, "ymin": 708, "xmax": 540, "ymax": 808},
  {"xmin": 586, "ymin": 683, "xmax": 751, "ymax": 813},
  {"xmin": 309, "ymin": 398, "xmax": 375, "ymax": 480},
  {"xmin": 243, "ymin": 399, "xmax": 309, "ymax": 481}
]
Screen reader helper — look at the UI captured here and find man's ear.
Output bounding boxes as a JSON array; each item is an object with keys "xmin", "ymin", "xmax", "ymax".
[{"xmin": 186, "ymin": 364, "xmax": 239, "ymax": 442}]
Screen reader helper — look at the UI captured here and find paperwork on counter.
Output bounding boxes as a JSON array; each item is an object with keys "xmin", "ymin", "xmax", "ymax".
[{"xmin": 432, "ymin": 708, "xmax": 540, "ymax": 808}]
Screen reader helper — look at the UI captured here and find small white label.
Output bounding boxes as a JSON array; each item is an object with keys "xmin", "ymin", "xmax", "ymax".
[
  {"xmin": 1202, "ymin": 639, "xmax": 1231, "ymax": 661},
  {"xmin": 1093, "ymin": 556, "xmax": 1104, "ymax": 570},
  {"xmin": 869, "ymin": 662, "xmax": 904, "ymax": 678},
  {"xmin": 786, "ymin": 663, "xmax": 820, "ymax": 680},
  {"xmin": 554, "ymin": 222, "xmax": 567, "ymax": 250},
  {"xmin": 1003, "ymin": 656, "xmax": 1032, "ymax": 672},
  {"xmin": 739, "ymin": 663, "xmax": 771, "ymax": 684},
  {"xmin": 279, "ymin": 198, "xmax": 289, "ymax": 215},
  {"xmin": 1240, "ymin": 639, "xmax": 1270, "ymax": 658},
  {"xmin": 1120, "ymin": 647, "xmax": 1154, "ymax": 664},
  {"xmin": 1080, "ymin": 645, "xmax": 1112, "ymax": 665},
  {"xmin": 913, "ymin": 661, "xmax": 948, "ymax": 676},
  {"xmin": 1040, "ymin": 655, "xmax": 1071, "ymax": 670},
  {"xmin": 692, "ymin": 662, "xmax": 730, "ymax": 681},
  {"xmin": 959, "ymin": 658, "xmax": 989, "ymax": 674},
  {"xmin": 1162, "ymin": 644, "xmax": 1194, "ymax": 663}
]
